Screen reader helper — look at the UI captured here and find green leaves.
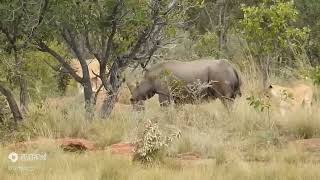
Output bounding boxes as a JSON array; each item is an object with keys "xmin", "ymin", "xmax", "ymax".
[
  {"xmin": 246, "ymin": 95, "xmax": 271, "ymax": 112},
  {"xmin": 311, "ymin": 66, "xmax": 320, "ymax": 85},
  {"xmin": 194, "ymin": 32, "xmax": 219, "ymax": 57},
  {"xmin": 239, "ymin": 0, "xmax": 309, "ymax": 54}
]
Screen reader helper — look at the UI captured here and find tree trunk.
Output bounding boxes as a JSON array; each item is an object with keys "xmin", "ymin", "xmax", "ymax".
[
  {"xmin": 217, "ymin": 0, "xmax": 225, "ymax": 58},
  {"xmin": 218, "ymin": 5, "xmax": 223, "ymax": 54},
  {"xmin": 99, "ymin": 62, "xmax": 124, "ymax": 119},
  {"xmin": 19, "ymin": 77, "xmax": 28, "ymax": 113},
  {"xmin": 0, "ymin": 83, "xmax": 23, "ymax": 122},
  {"xmin": 259, "ymin": 55, "xmax": 270, "ymax": 88},
  {"xmin": 82, "ymin": 80, "xmax": 94, "ymax": 119},
  {"xmin": 100, "ymin": 91, "xmax": 119, "ymax": 118},
  {"xmin": 14, "ymin": 51, "xmax": 28, "ymax": 113}
]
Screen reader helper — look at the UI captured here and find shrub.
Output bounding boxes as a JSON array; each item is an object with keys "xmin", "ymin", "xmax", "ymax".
[
  {"xmin": 311, "ymin": 66, "xmax": 320, "ymax": 85},
  {"xmin": 246, "ymin": 95, "xmax": 271, "ymax": 113},
  {"xmin": 0, "ymin": 95, "xmax": 11, "ymax": 122},
  {"xmin": 194, "ymin": 32, "xmax": 219, "ymax": 57},
  {"xmin": 133, "ymin": 120, "xmax": 180, "ymax": 163}
]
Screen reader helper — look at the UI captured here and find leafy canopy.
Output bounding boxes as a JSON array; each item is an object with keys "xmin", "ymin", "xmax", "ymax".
[{"xmin": 240, "ymin": 0, "xmax": 309, "ymax": 54}]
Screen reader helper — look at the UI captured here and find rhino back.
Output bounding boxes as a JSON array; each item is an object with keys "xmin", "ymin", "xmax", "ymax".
[{"xmin": 145, "ymin": 59, "xmax": 237, "ymax": 83}]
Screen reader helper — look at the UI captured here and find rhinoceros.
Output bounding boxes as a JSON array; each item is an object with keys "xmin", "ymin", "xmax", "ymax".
[{"xmin": 127, "ymin": 59, "xmax": 242, "ymax": 110}]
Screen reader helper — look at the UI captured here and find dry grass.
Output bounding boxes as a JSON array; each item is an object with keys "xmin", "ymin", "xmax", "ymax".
[
  {"xmin": 1, "ymin": 146, "xmax": 320, "ymax": 180},
  {"xmin": 1, "ymin": 72, "xmax": 320, "ymax": 180}
]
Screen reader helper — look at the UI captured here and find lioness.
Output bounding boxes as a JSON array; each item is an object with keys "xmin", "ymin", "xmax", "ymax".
[{"xmin": 266, "ymin": 83, "xmax": 313, "ymax": 115}]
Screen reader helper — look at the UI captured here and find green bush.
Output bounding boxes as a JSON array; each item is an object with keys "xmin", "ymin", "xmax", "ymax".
[
  {"xmin": 194, "ymin": 32, "xmax": 219, "ymax": 58},
  {"xmin": 311, "ymin": 66, "xmax": 320, "ymax": 85},
  {"xmin": 0, "ymin": 95, "xmax": 11, "ymax": 122}
]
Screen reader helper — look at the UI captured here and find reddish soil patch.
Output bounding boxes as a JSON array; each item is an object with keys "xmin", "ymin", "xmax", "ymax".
[
  {"xmin": 294, "ymin": 138, "xmax": 320, "ymax": 152},
  {"xmin": 107, "ymin": 143, "xmax": 136, "ymax": 157},
  {"xmin": 6, "ymin": 138, "xmax": 96, "ymax": 152},
  {"xmin": 176, "ymin": 152, "xmax": 201, "ymax": 160},
  {"xmin": 57, "ymin": 138, "xmax": 96, "ymax": 152}
]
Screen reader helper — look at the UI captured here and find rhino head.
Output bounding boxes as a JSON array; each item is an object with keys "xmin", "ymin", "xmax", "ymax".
[{"xmin": 127, "ymin": 80, "xmax": 156, "ymax": 111}]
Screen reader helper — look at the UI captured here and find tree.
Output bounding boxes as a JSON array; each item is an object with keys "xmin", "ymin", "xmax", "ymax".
[
  {"xmin": 35, "ymin": 0, "xmax": 181, "ymax": 118},
  {"xmin": 0, "ymin": 0, "xmax": 48, "ymax": 121},
  {"xmin": 295, "ymin": 0, "xmax": 320, "ymax": 65},
  {"xmin": 182, "ymin": 0, "xmax": 261, "ymax": 58},
  {"xmin": 0, "ymin": 83, "xmax": 23, "ymax": 122},
  {"xmin": 239, "ymin": 0, "xmax": 309, "ymax": 86}
]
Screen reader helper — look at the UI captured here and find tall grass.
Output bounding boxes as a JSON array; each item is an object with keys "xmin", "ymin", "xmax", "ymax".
[{"xmin": 1, "ymin": 61, "xmax": 320, "ymax": 179}]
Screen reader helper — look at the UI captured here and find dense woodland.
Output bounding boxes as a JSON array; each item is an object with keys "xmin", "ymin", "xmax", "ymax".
[{"xmin": 0, "ymin": 0, "xmax": 320, "ymax": 122}]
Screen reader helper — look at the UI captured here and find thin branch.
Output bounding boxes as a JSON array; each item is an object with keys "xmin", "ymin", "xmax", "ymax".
[
  {"xmin": 163, "ymin": 0, "xmax": 178, "ymax": 15},
  {"xmin": 84, "ymin": 31, "xmax": 102, "ymax": 62},
  {"xmin": 103, "ymin": 0, "xmax": 121, "ymax": 61},
  {"xmin": 25, "ymin": 0, "xmax": 49, "ymax": 42},
  {"xmin": 93, "ymin": 84, "xmax": 104, "ymax": 106},
  {"xmin": 43, "ymin": 59, "xmax": 63, "ymax": 72},
  {"xmin": 61, "ymin": 27, "xmax": 90, "ymax": 82},
  {"xmin": 36, "ymin": 41, "xmax": 83, "ymax": 83}
]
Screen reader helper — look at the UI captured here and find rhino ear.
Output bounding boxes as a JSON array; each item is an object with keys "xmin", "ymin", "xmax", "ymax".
[{"xmin": 127, "ymin": 82, "xmax": 136, "ymax": 95}]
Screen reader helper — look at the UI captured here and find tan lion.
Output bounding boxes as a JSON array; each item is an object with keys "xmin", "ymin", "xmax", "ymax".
[
  {"xmin": 266, "ymin": 83, "xmax": 313, "ymax": 115},
  {"xmin": 69, "ymin": 58, "xmax": 103, "ymax": 93}
]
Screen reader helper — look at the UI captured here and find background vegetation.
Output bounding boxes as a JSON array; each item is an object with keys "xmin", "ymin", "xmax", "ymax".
[{"xmin": 1, "ymin": 0, "xmax": 320, "ymax": 179}]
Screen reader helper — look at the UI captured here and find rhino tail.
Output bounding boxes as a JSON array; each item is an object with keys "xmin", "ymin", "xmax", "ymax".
[{"xmin": 233, "ymin": 68, "xmax": 242, "ymax": 97}]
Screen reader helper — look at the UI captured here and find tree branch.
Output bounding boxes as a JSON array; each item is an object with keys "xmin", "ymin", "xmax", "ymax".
[
  {"xmin": 36, "ymin": 41, "xmax": 83, "ymax": 83},
  {"xmin": 0, "ymin": 82, "xmax": 23, "ymax": 122},
  {"xmin": 61, "ymin": 27, "xmax": 91, "ymax": 82},
  {"xmin": 103, "ymin": 0, "xmax": 122, "ymax": 62},
  {"xmin": 84, "ymin": 31, "xmax": 102, "ymax": 63},
  {"xmin": 25, "ymin": 0, "xmax": 49, "ymax": 42}
]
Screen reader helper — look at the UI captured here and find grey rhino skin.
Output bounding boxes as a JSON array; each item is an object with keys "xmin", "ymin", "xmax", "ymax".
[{"xmin": 128, "ymin": 59, "xmax": 242, "ymax": 109}]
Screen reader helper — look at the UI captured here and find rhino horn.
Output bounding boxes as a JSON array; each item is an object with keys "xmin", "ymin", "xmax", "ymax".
[{"xmin": 127, "ymin": 82, "xmax": 136, "ymax": 95}]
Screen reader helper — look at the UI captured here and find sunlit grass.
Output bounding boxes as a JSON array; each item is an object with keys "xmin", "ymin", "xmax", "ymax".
[{"xmin": 1, "ymin": 73, "xmax": 320, "ymax": 179}]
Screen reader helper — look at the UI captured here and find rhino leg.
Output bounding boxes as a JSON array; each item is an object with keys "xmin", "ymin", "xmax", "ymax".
[
  {"xmin": 158, "ymin": 94, "xmax": 171, "ymax": 106},
  {"xmin": 209, "ymin": 84, "xmax": 235, "ymax": 110},
  {"xmin": 220, "ymin": 96, "xmax": 234, "ymax": 110}
]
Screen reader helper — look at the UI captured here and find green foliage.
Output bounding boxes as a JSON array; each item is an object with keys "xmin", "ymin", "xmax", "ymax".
[
  {"xmin": 246, "ymin": 95, "xmax": 271, "ymax": 112},
  {"xmin": 39, "ymin": 0, "xmax": 180, "ymax": 58},
  {"xmin": 23, "ymin": 42, "xmax": 70, "ymax": 100},
  {"xmin": 0, "ymin": 41, "xmax": 69, "ymax": 102},
  {"xmin": 194, "ymin": 32, "xmax": 219, "ymax": 57},
  {"xmin": 0, "ymin": 95, "xmax": 11, "ymax": 122},
  {"xmin": 311, "ymin": 66, "xmax": 320, "ymax": 85},
  {"xmin": 295, "ymin": 0, "xmax": 320, "ymax": 64},
  {"xmin": 0, "ymin": 0, "xmax": 45, "ymax": 50},
  {"xmin": 240, "ymin": 0, "xmax": 310, "ymax": 55}
]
